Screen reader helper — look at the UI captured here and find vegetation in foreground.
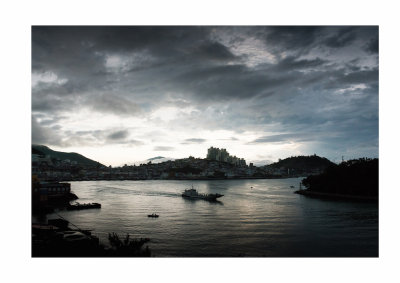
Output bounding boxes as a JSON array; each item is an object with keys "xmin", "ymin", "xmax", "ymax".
[{"xmin": 32, "ymin": 232, "xmax": 151, "ymax": 257}]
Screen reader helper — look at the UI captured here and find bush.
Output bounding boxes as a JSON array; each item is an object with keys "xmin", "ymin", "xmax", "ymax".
[{"xmin": 301, "ymin": 158, "xmax": 378, "ymax": 196}]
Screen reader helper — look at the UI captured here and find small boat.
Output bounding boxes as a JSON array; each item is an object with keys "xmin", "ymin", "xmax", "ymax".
[
  {"xmin": 148, "ymin": 213, "xmax": 159, "ymax": 218},
  {"xmin": 290, "ymin": 186, "xmax": 295, "ymax": 188},
  {"xmin": 67, "ymin": 202, "xmax": 101, "ymax": 211}
]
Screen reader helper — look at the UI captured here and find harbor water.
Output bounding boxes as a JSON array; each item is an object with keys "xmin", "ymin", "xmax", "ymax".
[{"xmin": 35, "ymin": 178, "xmax": 378, "ymax": 257}]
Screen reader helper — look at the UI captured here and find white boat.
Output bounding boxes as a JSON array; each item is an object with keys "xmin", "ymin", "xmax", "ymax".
[{"xmin": 182, "ymin": 186, "xmax": 223, "ymax": 201}]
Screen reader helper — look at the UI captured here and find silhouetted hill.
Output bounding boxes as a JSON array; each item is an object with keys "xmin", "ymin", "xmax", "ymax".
[
  {"xmin": 148, "ymin": 156, "xmax": 165, "ymax": 161},
  {"xmin": 266, "ymin": 155, "xmax": 335, "ymax": 171},
  {"xmin": 32, "ymin": 144, "xmax": 104, "ymax": 167},
  {"xmin": 301, "ymin": 158, "xmax": 378, "ymax": 197},
  {"xmin": 146, "ymin": 156, "xmax": 175, "ymax": 163}
]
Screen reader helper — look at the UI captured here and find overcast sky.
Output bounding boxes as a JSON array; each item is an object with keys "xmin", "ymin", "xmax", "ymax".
[{"xmin": 32, "ymin": 26, "xmax": 378, "ymax": 166}]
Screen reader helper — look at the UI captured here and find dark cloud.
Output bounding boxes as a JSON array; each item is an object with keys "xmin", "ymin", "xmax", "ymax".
[
  {"xmin": 255, "ymin": 26, "xmax": 377, "ymax": 57},
  {"xmin": 262, "ymin": 26, "xmax": 323, "ymax": 55},
  {"xmin": 269, "ymin": 56, "xmax": 327, "ymax": 72},
  {"xmin": 32, "ymin": 118, "xmax": 144, "ymax": 147},
  {"xmin": 193, "ymin": 41, "xmax": 237, "ymax": 61},
  {"xmin": 88, "ymin": 94, "xmax": 141, "ymax": 116},
  {"xmin": 323, "ymin": 68, "xmax": 378, "ymax": 90},
  {"xmin": 154, "ymin": 146, "xmax": 175, "ymax": 151},
  {"xmin": 340, "ymin": 68, "xmax": 378, "ymax": 85},
  {"xmin": 171, "ymin": 64, "xmax": 293, "ymax": 101},
  {"xmin": 250, "ymin": 133, "xmax": 315, "ymax": 144},
  {"xmin": 323, "ymin": 27, "xmax": 357, "ymax": 48},
  {"xmin": 364, "ymin": 37, "xmax": 379, "ymax": 54},
  {"xmin": 32, "ymin": 117, "xmax": 63, "ymax": 146},
  {"xmin": 181, "ymin": 138, "xmax": 207, "ymax": 144},
  {"xmin": 35, "ymin": 116, "xmax": 65, "ymax": 126},
  {"xmin": 32, "ymin": 26, "xmax": 378, "ymax": 161},
  {"xmin": 107, "ymin": 130, "xmax": 129, "ymax": 141},
  {"xmin": 32, "ymin": 26, "xmax": 377, "ymax": 108}
]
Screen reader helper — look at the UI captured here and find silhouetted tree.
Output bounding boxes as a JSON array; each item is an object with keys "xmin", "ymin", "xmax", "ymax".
[
  {"xmin": 302, "ymin": 158, "xmax": 378, "ymax": 197},
  {"xmin": 108, "ymin": 233, "xmax": 151, "ymax": 257}
]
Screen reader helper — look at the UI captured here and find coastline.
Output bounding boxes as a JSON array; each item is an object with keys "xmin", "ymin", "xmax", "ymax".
[
  {"xmin": 294, "ymin": 189, "xmax": 378, "ymax": 202},
  {"xmin": 39, "ymin": 176, "xmax": 305, "ymax": 182}
]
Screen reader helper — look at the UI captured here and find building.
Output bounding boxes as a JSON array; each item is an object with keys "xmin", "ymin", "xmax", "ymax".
[
  {"xmin": 32, "ymin": 179, "xmax": 72, "ymax": 202},
  {"xmin": 206, "ymin": 147, "xmax": 246, "ymax": 167}
]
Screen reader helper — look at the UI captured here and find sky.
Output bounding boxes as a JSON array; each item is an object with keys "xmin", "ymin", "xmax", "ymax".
[{"xmin": 31, "ymin": 26, "xmax": 378, "ymax": 166}]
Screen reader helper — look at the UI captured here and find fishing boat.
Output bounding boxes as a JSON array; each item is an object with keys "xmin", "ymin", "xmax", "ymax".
[
  {"xmin": 182, "ymin": 185, "xmax": 223, "ymax": 201},
  {"xmin": 66, "ymin": 202, "xmax": 101, "ymax": 211}
]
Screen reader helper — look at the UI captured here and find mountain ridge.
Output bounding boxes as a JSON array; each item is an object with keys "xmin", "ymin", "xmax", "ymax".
[
  {"xmin": 265, "ymin": 155, "xmax": 335, "ymax": 171},
  {"xmin": 32, "ymin": 144, "xmax": 104, "ymax": 167}
]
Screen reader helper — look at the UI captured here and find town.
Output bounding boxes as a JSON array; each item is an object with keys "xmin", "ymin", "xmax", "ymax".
[{"xmin": 32, "ymin": 146, "xmax": 328, "ymax": 182}]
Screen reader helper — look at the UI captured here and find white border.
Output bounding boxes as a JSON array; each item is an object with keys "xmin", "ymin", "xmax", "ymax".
[{"xmin": 2, "ymin": 0, "xmax": 399, "ymax": 282}]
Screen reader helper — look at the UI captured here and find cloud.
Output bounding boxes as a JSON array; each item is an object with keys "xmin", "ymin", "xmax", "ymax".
[
  {"xmin": 323, "ymin": 68, "xmax": 378, "ymax": 90},
  {"xmin": 268, "ymin": 56, "xmax": 327, "ymax": 72},
  {"xmin": 153, "ymin": 146, "xmax": 175, "ymax": 151},
  {"xmin": 170, "ymin": 64, "xmax": 293, "ymax": 102},
  {"xmin": 193, "ymin": 41, "xmax": 237, "ymax": 61},
  {"xmin": 218, "ymin": 137, "xmax": 239, "ymax": 141},
  {"xmin": 323, "ymin": 27, "xmax": 357, "ymax": 48},
  {"xmin": 262, "ymin": 26, "xmax": 323, "ymax": 55},
  {"xmin": 88, "ymin": 94, "xmax": 141, "ymax": 116},
  {"xmin": 107, "ymin": 130, "xmax": 129, "ymax": 140},
  {"xmin": 250, "ymin": 133, "xmax": 315, "ymax": 144},
  {"xmin": 31, "ymin": 26, "xmax": 379, "ymax": 163},
  {"xmin": 32, "ymin": 116, "xmax": 63, "ymax": 146},
  {"xmin": 181, "ymin": 138, "xmax": 207, "ymax": 144},
  {"xmin": 364, "ymin": 37, "xmax": 379, "ymax": 54}
]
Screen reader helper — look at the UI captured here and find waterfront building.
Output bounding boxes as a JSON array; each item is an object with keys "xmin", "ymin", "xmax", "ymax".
[{"xmin": 32, "ymin": 179, "xmax": 71, "ymax": 202}]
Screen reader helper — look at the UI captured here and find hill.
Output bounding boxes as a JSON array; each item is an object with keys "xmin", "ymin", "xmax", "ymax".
[
  {"xmin": 146, "ymin": 156, "xmax": 175, "ymax": 163},
  {"xmin": 32, "ymin": 144, "xmax": 104, "ymax": 167},
  {"xmin": 266, "ymin": 155, "xmax": 335, "ymax": 172},
  {"xmin": 301, "ymin": 158, "xmax": 378, "ymax": 197}
]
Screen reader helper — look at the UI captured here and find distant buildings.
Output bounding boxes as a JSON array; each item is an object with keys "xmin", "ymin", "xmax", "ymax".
[
  {"xmin": 31, "ymin": 146, "xmax": 329, "ymax": 182},
  {"xmin": 207, "ymin": 146, "xmax": 246, "ymax": 167}
]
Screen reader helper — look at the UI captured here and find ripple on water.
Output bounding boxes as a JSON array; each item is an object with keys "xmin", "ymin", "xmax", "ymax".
[{"xmin": 39, "ymin": 178, "xmax": 378, "ymax": 257}]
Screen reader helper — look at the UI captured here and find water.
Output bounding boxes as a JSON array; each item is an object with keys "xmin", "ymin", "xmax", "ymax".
[{"xmin": 36, "ymin": 178, "xmax": 378, "ymax": 257}]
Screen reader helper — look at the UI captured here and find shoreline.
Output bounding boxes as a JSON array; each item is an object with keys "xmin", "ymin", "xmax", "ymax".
[
  {"xmin": 38, "ymin": 176, "xmax": 306, "ymax": 182},
  {"xmin": 294, "ymin": 189, "xmax": 378, "ymax": 202}
]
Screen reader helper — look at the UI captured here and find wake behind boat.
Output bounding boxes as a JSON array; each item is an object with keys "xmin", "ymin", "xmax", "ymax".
[{"xmin": 182, "ymin": 186, "xmax": 223, "ymax": 201}]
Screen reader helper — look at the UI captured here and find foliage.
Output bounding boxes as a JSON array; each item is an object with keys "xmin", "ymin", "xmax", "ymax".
[
  {"xmin": 108, "ymin": 233, "xmax": 151, "ymax": 257},
  {"xmin": 213, "ymin": 170, "xmax": 226, "ymax": 178},
  {"xmin": 301, "ymin": 158, "xmax": 378, "ymax": 196},
  {"xmin": 267, "ymin": 155, "xmax": 334, "ymax": 171},
  {"xmin": 169, "ymin": 165, "xmax": 202, "ymax": 175}
]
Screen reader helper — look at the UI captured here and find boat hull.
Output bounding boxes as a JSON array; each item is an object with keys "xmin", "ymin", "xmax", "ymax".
[
  {"xmin": 67, "ymin": 203, "xmax": 101, "ymax": 211},
  {"xmin": 181, "ymin": 194, "xmax": 223, "ymax": 201}
]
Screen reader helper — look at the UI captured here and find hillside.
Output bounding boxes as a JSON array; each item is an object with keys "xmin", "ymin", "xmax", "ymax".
[
  {"xmin": 301, "ymin": 158, "xmax": 378, "ymax": 197},
  {"xmin": 146, "ymin": 156, "xmax": 175, "ymax": 163},
  {"xmin": 32, "ymin": 144, "xmax": 104, "ymax": 167},
  {"xmin": 266, "ymin": 155, "xmax": 335, "ymax": 171}
]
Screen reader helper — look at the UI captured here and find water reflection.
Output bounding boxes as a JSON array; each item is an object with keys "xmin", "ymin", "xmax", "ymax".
[
  {"xmin": 182, "ymin": 197, "xmax": 224, "ymax": 205},
  {"xmin": 34, "ymin": 178, "xmax": 378, "ymax": 257}
]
